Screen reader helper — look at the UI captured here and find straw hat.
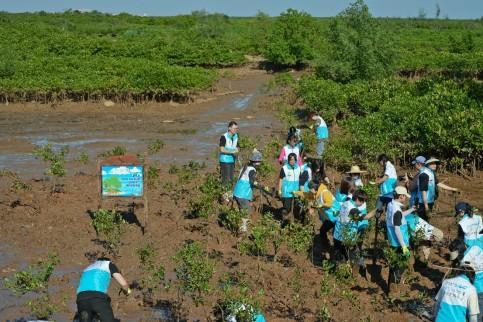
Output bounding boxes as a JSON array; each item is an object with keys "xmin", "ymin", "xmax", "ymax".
[
  {"xmin": 425, "ymin": 157, "xmax": 440, "ymax": 165},
  {"xmin": 346, "ymin": 165, "xmax": 367, "ymax": 174}
]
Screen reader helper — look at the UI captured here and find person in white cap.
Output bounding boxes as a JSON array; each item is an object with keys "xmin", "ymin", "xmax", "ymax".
[
  {"xmin": 346, "ymin": 165, "xmax": 367, "ymax": 188},
  {"xmin": 386, "ymin": 186, "xmax": 415, "ymax": 286},
  {"xmin": 425, "ymin": 157, "xmax": 460, "ymax": 200}
]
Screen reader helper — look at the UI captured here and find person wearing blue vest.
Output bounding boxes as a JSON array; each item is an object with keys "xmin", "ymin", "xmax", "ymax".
[
  {"xmin": 219, "ymin": 121, "xmax": 239, "ymax": 185},
  {"xmin": 233, "ymin": 150, "xmax": 263, "ymax": 214},
  {"xmin": 409, "ymin": 155, "xmax": 426, "ymax": 207},
  {"xmin": 309, "ymin": 112, "xmax": 329, "ymax": 157},
  {"xmin": 76, "ymin": 258, "xmax": 131, "ymax": 322},
  {"xmin": 456, "ymin": 202, "xmax": 483, "ymax": 248},
  {"xmin": 319, "ymin": 176, "xmax": 353, "ymax": 256},
  {"xmin": 333, "ymin": 190, "xmax": 374, "ymax": 275},
  {"xmin": 299, "ymin": 159, "xmax": 312, "ymax": 193},
  {"xmin": 374, "ymin": 154, "xmax": 397, "ymax": 212},
  {"xmin": 278, "ymin": 153, "xmax": 301, "ymax": 224},
  {"xmin": 386, "ymin": 186, "xmax": 415, "ymax": 286},
  {"xmin": 416, "ymin": 158, "xmax": 437, "ymax": 222},
  {"xmin": 449, "ymin": 238, "xmax": 483, "ymax": 321}
]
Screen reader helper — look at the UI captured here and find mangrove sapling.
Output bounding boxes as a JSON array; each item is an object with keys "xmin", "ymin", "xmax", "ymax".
[
  {"xmin": 27, "ymin": 294, "xmax": 57, "ymax": 320},
  {"xmin": 91, "ymin": 209, "xmax": 127, "ymax": 256},
  {"xmin": 33, "ymin": 144, "xmax": 69, "ymax": 192},
  {"xmin": 75, "ymin": 151, "xmax": 89, "ymax": 165},
  {"xmin": 98, "ymin": 145, "xmax": 126, "ymax": 158},
  {"xmin": 147, "ymin": 139, "xmax": 165, "ymax": 155},
  {"xmin": 136, "ymin": 242, "xmax": 167, "ymax": 303},
  {"xmin": 284, "ymin": 222, "xmax": 313, "ymax": 254},
  {"xmin": 146, "ymin": 165, "xmax": 160, "ymax": 189},
  {"xmin": 216, "ymin": 278, "xmax": 263, "ymax": 322},
  {"xmin": 218, "ymin": 206, "xmax": 248, "ymax": 236},
  {"xmin": 4, "ymin": 252, "xmax": 60, "ymax": 295},
  {"xmin": 173, "ymin": 241, "xmax": 215, "ymax": 307}
]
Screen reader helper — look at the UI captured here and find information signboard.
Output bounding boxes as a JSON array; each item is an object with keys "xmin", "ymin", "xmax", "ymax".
[{"xmin": 101, "ymin": 165, "xmax": 143, "ymax": 197}]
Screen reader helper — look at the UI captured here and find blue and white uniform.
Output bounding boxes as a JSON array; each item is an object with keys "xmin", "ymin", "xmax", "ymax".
[
  {"xmin": 435, "ymin": 274, "xmax": 480, "ymax": 322},
  {"xmin": 417, "ymin": 167, "xmax": 436, "ymax": 204},
  {"xmin": 333, "ymin": 199, "xmax": 359, "ymax": 242},
  {"xmin": 77, "ymin": 260, "xmax": 115, "ymax": 295},
  {"xmin": 219, "ymin": 132, "xmax": 238, "ymax": 163},
  {"xmin": 280, "ymin": 164, "xmax": 301, "ymax": 198},
  {"xmin": 459, "ymin": 214, "xmax": 483, "ymax": 248},
  {"xmin": 406, "ymin": 213, "xmax": 436, "ymax": 240},
  {"xmin": 462, "ymin": 244, "xmax": 483, "ymax": 295},
  {"xmin": 324, "ymin": 190, "xmax": 349, "ymax": 222},
  {"xmin": 233, "ymin": 166, "xmax": 256, "ymax": 201},
  {"xmin": 386, "ymin": 200, "xmax": 410, "ymax": 247},
  {"xmin": 299, "ymin": 163, "xmax": 312, "ymax": 192},
  {"xmin": 380, "ymin": 161, "xmax": 397, "ymax": 197},
  {"xmin": 314, "ymin": 115, "xmax": 329, "ymax": 140}
]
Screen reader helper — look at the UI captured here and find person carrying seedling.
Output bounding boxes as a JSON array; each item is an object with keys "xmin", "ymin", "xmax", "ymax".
[
  {"xmin": 332, "ymin": 190, "xmax": 374, "ymax": 275},
  {"xmin": 76, "ymin": 257, "xmax": 131, "ymax": 322},
  {"xmin": 219, "ymin": 121, "xmax": 239, "ymax": 185},
  {"xmin": 456, "ymin": 202, "xmax": 483, "ymax": 248},
  {"xmin": 278, "ymin": 153, "xmax": 301, "ymax": 224},
  {"xmin": 386, "ymin": 186, "xmax": 415, "ymax": 286},
  {"xmin": 434, "ymin": 242, "xmax": 480, "ymax": 322},
  {"xmin": 233, "ymin": 149, "xmax": 266, "ymax": 216},
  {"xmin": 278, "ymin": 133, "xmax": 302, "ymax": 166},
  {"xmin": 308, "ymin": 112, "xmax": 328, "ymax": 157},
  {"xmin": 373, "ymin": 154, "xmax": 397, "ymax": 212},
  {"xmin": 346, "ymin": 165, "xmax": 367, "ymax": 188}
]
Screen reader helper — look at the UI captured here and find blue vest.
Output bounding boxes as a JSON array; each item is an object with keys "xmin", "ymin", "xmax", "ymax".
[
  {"xmin": 435, "ymin": 275, "xmax": 476, "ymax": 322},
  {"xmin": 333, "ymin": 199, "xmax": 359, "ymax": 242},
  {"xmin": 417, "ymin": 167, "xmax": 436, "ymax": 204},
  {"xmin": 386, "ymin": 200, "xmax": 410, "ymax": 247},
  {"xmin": 357, "ymin": 203, "xmax": 369, "ymax": 232},
  {"xmin": 300, "ymin": 163, "xmax": 312, "ymax": 192},
  {"xmin": 459, "ymin": 214, "xmax": 483, "ymax": 248},
  {"xmin": 315, "ymin": 116, "xmax": 329, "ymax": 139},
  {"xmin": 233, "ymin": 166, "xmax": 256, "ymax": 201},
  {"xmin": 324, "ymin": 191, "xmax": 349, "ymax": 223},
  {"xmin": 77, "ymin": 260, "xmax": 112, "ymax": 294},
  {"xmin": 463, "ymin": 245, "xmax": 483, "ymax": 294},
  {"xmin": 281, "ymin": 164, "xmax": 301, "ymax": 198},
  {"xmin": 380, "ymin": 161, "xmax": 397, "ymax": 197},
  {"xmin": 219, "ymin": 132, "xmax": 238, "ymax": 163}
]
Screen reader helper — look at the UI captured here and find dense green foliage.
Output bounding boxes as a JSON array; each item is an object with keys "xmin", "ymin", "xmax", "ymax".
[
  {"xmin": 0, "ymin": 9, "xmax": 480, "ymax": 102},
  {"xmin": 298, "ymin": 76, "xmax": 482, "ymax": 169},
  {"xmin": 317, "ymin": 0, "xmax": 395, "ymax": 82},
  {"xmin": 264, "ymin": 9, "xmax": 319, "ymax": 66}
]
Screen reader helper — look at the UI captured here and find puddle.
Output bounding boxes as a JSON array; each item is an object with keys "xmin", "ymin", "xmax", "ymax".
[{"xmin": 231, "ymin": 93, "xmax": 254, "ymax": 110}]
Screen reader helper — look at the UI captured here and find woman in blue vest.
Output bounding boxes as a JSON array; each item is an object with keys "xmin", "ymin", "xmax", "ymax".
[
  {"xmin": 386, "ymin": 186, "xmax": 415, "ymax": 287},
  {"xmin": 374, "ymin": 154, "xmax": 397, "ymax": 212},
  {"xmin": 219, "ymin": 121, "xmax": 239, "ymax": 186},
  {"xmin": 233, "ymin": 150, "xmax": 263, "ymax": 214},
  {"xmin": 319, "ymin": 176, "xmax": 353, "ymax": 256},
  {"xmin": 448, "ymin": 238, "xmax": 483, "ymax": 321},
  {"xmin": 278, "ymin": 153, "xmax": 301, "ymax": 224},
  {"xmin": 456, "ymin": 202, "xmax": 483, "ymax": 248},
  {"xmin": 309, "ymin": 112, "xmax": 329, "ymax": 157},
  {"xmin": 76, "ymin": 257, "xmax": 131, "ymax": 322}
]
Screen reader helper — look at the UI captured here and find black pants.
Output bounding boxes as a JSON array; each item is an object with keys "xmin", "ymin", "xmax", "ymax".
[
  {"xmin": 417, "ymin": 202, "xmax": 434, "ymax": 222},
  {"xmin": 319, "ymin": 220, "xmax": 335, "ymax": 251},
  {"xmin": 220, "ymin": 162, "xmax": 235, "ymax": 186},
  {"xmin": 333, "ymin": 239, "xmax": 363, "ymax": 266},
  {"xmin": 77, "ymin": 296, "xmax": 115, "ymax": 322},
  {"xmin": 376, "ymin": 196, "xmax": 392, "ymax": 212}
]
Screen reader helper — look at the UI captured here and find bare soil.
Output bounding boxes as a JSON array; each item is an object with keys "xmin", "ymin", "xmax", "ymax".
[{"xmin": 0, "ymin": 67, "xmax": 482, "ymax": 322}]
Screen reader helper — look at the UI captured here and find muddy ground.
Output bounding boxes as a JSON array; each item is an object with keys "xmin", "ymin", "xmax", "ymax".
[{"xmin": 0, "ymin": 67, "xmax": 482, "ymax": 322}]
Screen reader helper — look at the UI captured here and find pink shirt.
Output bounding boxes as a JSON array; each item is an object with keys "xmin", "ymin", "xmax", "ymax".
[{"xmin": 278, "ymin": 145, "xmax": 302, "ymax": 166}]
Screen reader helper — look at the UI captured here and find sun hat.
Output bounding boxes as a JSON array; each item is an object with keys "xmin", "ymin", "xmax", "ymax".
[
  {"xmin": 395, "ymin": 186, "xmax": 411, "ymax": 198},
  {"xmin": 425, "ymin": 157, "xmax": 440, "ymax": 165},
  {"xmin": 346, "ymin": 165, "xmax": 367, "ymax": 174},
  {"xmin": 411, "ymin": 156, "xmax": 426, "ymax": 165}
]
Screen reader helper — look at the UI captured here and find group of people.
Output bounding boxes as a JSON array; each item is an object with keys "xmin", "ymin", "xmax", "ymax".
[{"xmin": 219, "ymin": 117, "xmax": 483, "ymax": 321}]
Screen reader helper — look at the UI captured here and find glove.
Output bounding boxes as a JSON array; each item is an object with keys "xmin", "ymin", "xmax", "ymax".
[
  {"xmin": 122, "ymin": 287, "xmax": 132, "ymax": 296},
  {"xmin": 263, "ymin": 186, "xmax": 270, "ymax": 192},
  {"xmin": 278, "ymin": 190, "xmax": 282, "ymax": 197},
  {"xmin": 402, "ymin": 246, "xmax": 410, "ymax": 256},
  {"xmin": 368, "ymin": 181, "xmax": 376, "ymax": 185},
  {"xmin": 309, "ymin": 125, "xmax": 314, "ymax": 130}
]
